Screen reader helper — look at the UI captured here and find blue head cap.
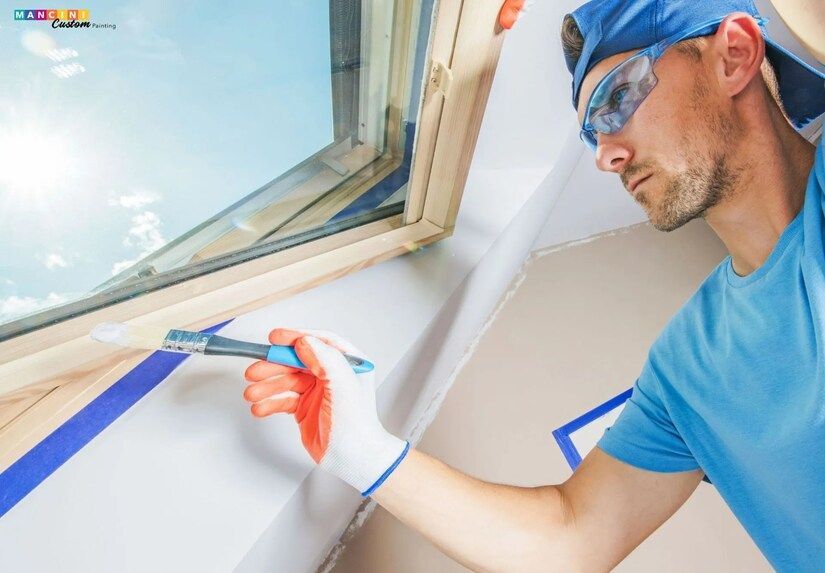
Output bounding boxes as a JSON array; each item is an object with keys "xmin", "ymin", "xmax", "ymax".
[{"xmin": 565, "ymin": 0, "xmax": 825, "ymax": 130}]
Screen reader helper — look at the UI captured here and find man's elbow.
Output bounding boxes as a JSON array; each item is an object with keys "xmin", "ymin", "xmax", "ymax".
[{"xmin": 497, "ymin": 485, "xmax": 582, "ymax": 573}]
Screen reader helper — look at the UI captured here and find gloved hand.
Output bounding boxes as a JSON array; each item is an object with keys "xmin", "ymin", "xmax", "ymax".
[{"xmin": 243, "ymin": 328, "xmax": 410, "ymax": 496}]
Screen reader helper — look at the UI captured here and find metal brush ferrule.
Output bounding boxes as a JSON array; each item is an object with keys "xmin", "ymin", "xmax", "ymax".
[{"xmin": 161, "ymin": 329, "xmax": 212, "ymax": 354}]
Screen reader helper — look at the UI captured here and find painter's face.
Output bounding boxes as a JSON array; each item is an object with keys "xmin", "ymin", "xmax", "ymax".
[{"xmin": 577, "ymin": 44, "xmax": 740, "ymax": 232}]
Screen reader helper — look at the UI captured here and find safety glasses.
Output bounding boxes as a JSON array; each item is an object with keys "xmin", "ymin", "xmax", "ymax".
[{"xmin": 579, "ymin": 18, "xmax": 766, "ymax": 151}]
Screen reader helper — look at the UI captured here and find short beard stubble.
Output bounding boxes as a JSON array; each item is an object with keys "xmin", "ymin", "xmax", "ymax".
[{"xmin": 637, "ymin": 71, "xmax": 742, "ymax": 232}]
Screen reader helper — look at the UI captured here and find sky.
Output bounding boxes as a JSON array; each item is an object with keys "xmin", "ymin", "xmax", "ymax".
[{"xmin": 0, "ymin": 0, "xmax": 334, "ymax": 325}]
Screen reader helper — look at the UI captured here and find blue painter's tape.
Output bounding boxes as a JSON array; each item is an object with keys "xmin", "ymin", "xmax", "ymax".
[
  {"xmin": 552, "ymin": 427, "xmax": 584, "ymax": 470},
  {"xmin": 360, "ymin": 440, "xmax": 411, "ymax": 498},
  {"xmin": 551, "ymin": 388, "xmax": 633, "ymax": 471},
  {"xmin": 0, "ymin": 319, "xmax": 233, "ymax": 519}
]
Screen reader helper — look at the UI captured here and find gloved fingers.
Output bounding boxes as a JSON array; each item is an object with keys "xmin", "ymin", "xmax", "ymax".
[
  {"xmin": 243, "ymin": 372, "xmax": 315, "ymax": 402},
  {"xmin": 268, "ymin": 327, "xmax": 364, "ymax": 357},
  {"xmin": 268, "ymin": 328, "xmax": 342, "ymax": 352},
  {"xmin": 299, "ymin": 329, "xmax": 365, "ymax": 356},
  {"xmin": 299, "ymin": 403, "xmax": 329, "ymax": 463},
  {"xmin": 294, "ymin": 381, "xmax": 325, "ymax": 424},
  {"xmin": 250, "ymin": 393, "xmax": 300, "ymax": 417},
  {"xmin": 295, "ymin": 336, "xmax": 354, "ymax": 381},
  {"xmin": 244, "ymin": 360, "xmax": 299, "ymax": 382}
]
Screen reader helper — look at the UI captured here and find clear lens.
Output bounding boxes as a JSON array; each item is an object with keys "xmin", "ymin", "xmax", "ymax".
[{"xmin": 586, "ymin": 53, "xmax": 657, "ymax": 135}]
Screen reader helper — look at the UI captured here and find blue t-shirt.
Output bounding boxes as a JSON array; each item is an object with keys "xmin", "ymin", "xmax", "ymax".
[{"xmin": 598, "ymin": 139, "xmax": 825, "ymax": 571}]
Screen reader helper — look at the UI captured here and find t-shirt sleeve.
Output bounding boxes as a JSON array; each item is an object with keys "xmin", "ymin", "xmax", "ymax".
[{"xmin": 597, "ymin": 359, "xmax": 700, "ymax": 473}]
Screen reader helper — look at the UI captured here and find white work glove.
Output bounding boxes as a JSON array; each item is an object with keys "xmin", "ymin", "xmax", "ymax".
[{"xmin": 243, "ymin": 328, "xmax": 410, "ymax": 496}]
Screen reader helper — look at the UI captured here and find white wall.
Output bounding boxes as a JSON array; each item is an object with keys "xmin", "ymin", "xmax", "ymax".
[
  {"xmin": 532, "ymin": 151, "xmax": 646, "ymax": 250},
  {"xmin": 470, "ymin": 0, "xmax": 581, "ymax": 173}
]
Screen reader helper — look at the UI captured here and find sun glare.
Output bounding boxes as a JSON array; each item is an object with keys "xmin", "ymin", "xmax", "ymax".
[{"xmin": 0, "ymin": 128, "xmax": 73, "ymax": 198}]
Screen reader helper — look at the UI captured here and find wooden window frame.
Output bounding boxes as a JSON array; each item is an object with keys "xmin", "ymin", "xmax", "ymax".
[{"xmin": 0, "ymin": 0, "xmax": 506, "ymax": 473}]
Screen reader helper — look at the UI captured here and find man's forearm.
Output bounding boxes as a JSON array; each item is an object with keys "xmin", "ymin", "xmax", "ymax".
[{"xmin": 371, "ymin": 448, "xmax": 576, "ymax": 573}]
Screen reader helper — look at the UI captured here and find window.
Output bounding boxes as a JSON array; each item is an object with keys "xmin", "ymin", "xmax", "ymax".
[
  {"xmin": 0, "ymin": 0, "xmax": 506, "ymax": 470},
  {"xmin": 1, "ymin": 0, "xmax": 425, "ymax": 339}
]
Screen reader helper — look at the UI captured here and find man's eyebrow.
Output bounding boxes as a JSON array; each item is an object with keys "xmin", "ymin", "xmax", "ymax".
[
  {"xmin": 577, "ymin": 85, "xmax": 595, "ymax": 122},
  {"xmin": 577, "ymin": 71, "xmax": 607, "ymax": 122}
]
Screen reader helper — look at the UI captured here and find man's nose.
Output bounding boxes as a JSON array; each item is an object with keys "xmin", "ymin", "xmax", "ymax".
[{"xmin": 595, "ymin": 134, "xmax": 633, "ymax": 173}]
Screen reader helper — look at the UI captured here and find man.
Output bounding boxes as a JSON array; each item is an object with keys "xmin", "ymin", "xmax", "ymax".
[{"xmin": 242, "ymin": 0, "xmax": 825, "ymax": 570}]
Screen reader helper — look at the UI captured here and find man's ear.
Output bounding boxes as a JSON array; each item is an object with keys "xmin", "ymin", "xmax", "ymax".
[{"xmin": 711, "ymin": 13, "xmax": 765, "ymax": 97}]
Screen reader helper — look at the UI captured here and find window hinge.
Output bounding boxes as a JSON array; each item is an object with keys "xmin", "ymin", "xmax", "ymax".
[{"xmin": 429, "ymin": 60, "xmax": 453, "ymax": 99}]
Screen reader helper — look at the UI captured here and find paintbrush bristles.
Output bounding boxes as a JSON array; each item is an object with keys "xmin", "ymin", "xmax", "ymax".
[{"xmin": 90, "ymin": 321, "xmax": 169, "ymax": 350}]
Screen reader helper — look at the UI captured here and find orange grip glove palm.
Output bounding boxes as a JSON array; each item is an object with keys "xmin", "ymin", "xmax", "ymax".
[{"xmin": 243, "ymin": 328, "xmax": 409, "ymax": 496}]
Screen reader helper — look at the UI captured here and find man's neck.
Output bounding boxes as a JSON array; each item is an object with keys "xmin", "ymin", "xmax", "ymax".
[{"xmin": 704, "ymin": 109, "xmax": 816, "ymax": 277}]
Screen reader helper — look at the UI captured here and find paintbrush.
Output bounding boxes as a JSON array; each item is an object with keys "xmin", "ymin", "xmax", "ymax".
[{"xmin": 89, "ymin": 322, "xmax": 374, "ymax": 373}]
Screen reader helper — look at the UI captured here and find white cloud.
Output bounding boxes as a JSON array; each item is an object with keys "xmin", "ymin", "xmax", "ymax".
[
  {"xmin": 45, "ymin": 47, "xmax": 78, "ymax": 62},
  {"xmin": 124, "ymin": 211, "xmax": 166, "ymax": 253},
  {"xmin": 110, "ymin": 258, "xmax": 136, "ymax": 276},
  {"xmin": 44, "ymin": 253, "xmax": 69, "ymax": 270},
  {"xmin": 120, "ymin": 12, "xmax": 185, "ymax": 63},
  {"xmin": 21, "ymin": 32, "xmax": 86, "ymax": 82},
  {"xmin": 0, "ymin": 292, "xmax": 69, "ymax": 322},
  {"xmin": 109, "ymin": 190, "xmax": 159, "ymax": 209},
  {"xmin": 3, "ymin": 278, "xmax": 14, "ymax": 286},
  {"xmin": 51, "ymin": 63, "xmax": 86, "ymax": 79},
  {"xmin": 110, "ymin": 210, "xmax": 166, "ymax": 275}
]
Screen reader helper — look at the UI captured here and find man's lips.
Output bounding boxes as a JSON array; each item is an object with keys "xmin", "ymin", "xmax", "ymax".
[{"xmin": 628, "ymin": 174, "xmax": 652, "ymax": 194}]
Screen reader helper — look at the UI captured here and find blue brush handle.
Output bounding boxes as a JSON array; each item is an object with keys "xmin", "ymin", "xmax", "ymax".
[{"xmin": 265, "ymin": 344, "xmax": 375, "ymax": 374}]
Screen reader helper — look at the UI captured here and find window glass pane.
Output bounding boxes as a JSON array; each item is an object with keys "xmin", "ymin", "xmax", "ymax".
[{"xmin": 0, "ymin": 0, "xmax": 433, "ymax": 339}]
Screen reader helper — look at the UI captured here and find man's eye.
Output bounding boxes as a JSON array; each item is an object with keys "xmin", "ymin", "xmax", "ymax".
[
  {"xmin": 610, "ymin": 85, "xmax": 629, "ymax": 105},
  {"xmin": 592, "ymin": 83, "xmax": 631, "ymax": 117}
]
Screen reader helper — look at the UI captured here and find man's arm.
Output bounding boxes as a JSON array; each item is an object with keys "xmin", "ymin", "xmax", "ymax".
[
  {"xmin": 243, "ymin": 330, "xmax": 702, "ymax": 572},
  {"xmin": 372, "ymin": 446, "xmax": 703, "ymax": 572}
]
